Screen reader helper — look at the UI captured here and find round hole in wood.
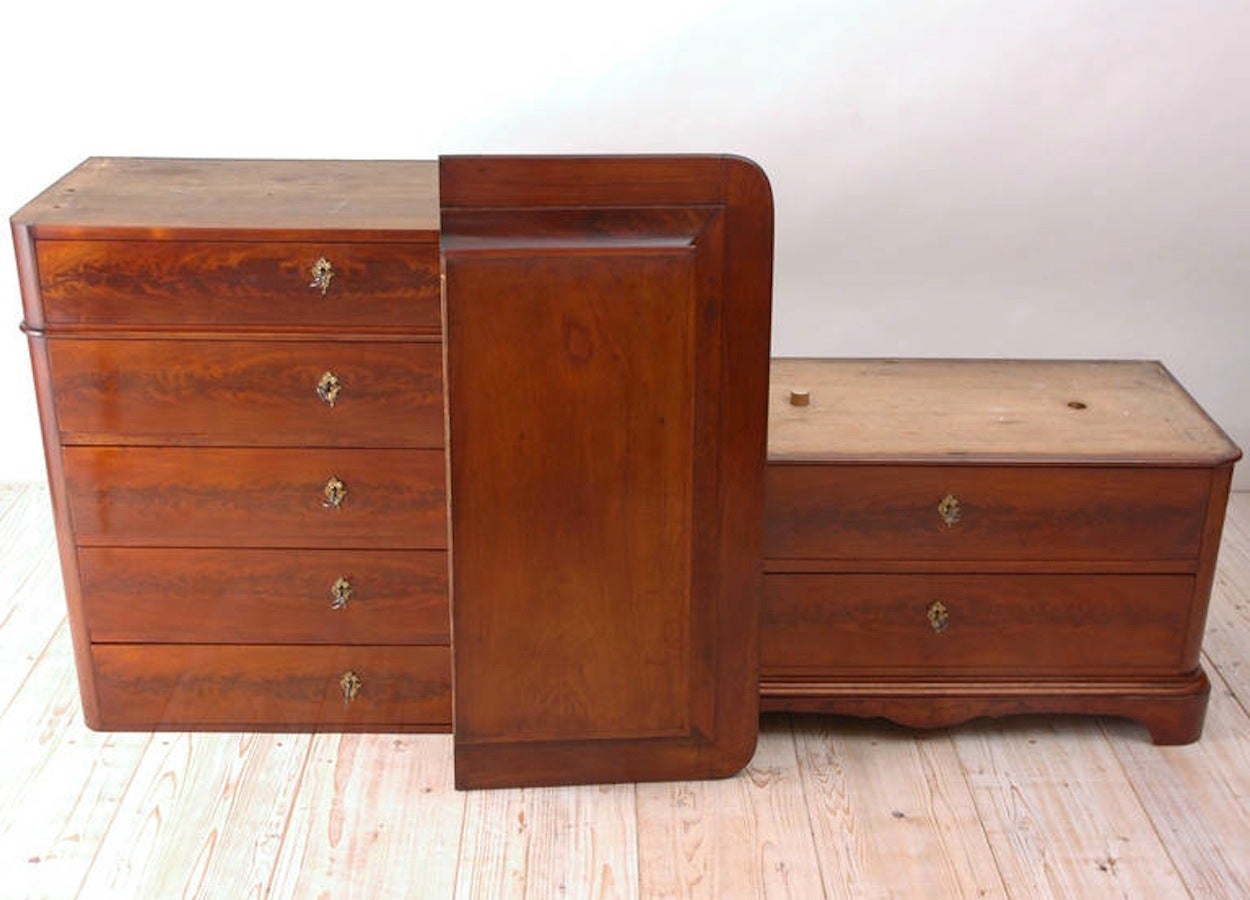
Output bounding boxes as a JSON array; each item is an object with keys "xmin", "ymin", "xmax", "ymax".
[{"xmin": 1067, "ymin": 400, "xmax": 1087, "ymax": 410}]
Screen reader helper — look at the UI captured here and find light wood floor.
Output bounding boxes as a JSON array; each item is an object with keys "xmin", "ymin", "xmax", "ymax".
[{"xmin": 2, "ymin": 483, "xmax": 1250, "ymax": 899}]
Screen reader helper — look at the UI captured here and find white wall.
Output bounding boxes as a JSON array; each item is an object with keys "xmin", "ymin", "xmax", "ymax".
[{"xmin": 3, "ymin": 0, "xmax": 1246, "ymax": 485}]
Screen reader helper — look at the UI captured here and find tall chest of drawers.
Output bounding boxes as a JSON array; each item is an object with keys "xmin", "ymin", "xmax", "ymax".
[
  {"xmin": 13, "ymin": 159, "xmax": 452, "ymax": 730},
  {"xmin": 761, "ymin": 359, "xmax": 1240, "ymax": 743}
]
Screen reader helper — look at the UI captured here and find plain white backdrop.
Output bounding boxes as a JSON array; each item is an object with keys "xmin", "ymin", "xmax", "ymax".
[{"xmin": 2, "ymin": 0, "xmax": 1246, "ymax": 484}]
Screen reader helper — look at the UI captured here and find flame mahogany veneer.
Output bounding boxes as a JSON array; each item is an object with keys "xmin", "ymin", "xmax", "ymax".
[{"xmin": 14, "ymin": 159, "xmax": 451, "ymax": 733}]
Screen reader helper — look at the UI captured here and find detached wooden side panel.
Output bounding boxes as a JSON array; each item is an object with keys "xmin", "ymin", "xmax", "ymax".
[
  {"xmin": 448, "ymin": 249, "xmax": 698, "ymax": 750},
  {"xmin": 443, "ymin": 155, "xmax": 772, "ymax": 788}
]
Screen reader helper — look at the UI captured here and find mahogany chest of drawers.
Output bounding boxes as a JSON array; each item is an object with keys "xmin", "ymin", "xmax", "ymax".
[
  {"xmin": 761, "ymin": 359, "xmax": 1240, "ymax": 743},
  {"xmin": 13, "ymin": 158, "xmax": 452, "ymax": 730}
]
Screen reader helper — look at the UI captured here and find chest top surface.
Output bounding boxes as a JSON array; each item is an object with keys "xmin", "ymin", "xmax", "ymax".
[
  {"xmin": 769, "ymin": 358, "xmax": 1240, "ymax": 465},
  {"xmin": 11, "ymin": 157, "xmax": 440, "ymax": 236}
]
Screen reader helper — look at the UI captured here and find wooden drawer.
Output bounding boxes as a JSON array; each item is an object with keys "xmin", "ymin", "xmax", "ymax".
[
  {"xmin": 35, "ymin": 240, "xmax": 440, "ymax": 331},
  {"xmin": 64, "ymin": 447, "xmax": 447, "ymax": 548},
  {"xmin": 765, "ymin": 465, "xmax": 1211, "ymax": 563},
  {"xmin": 49, "ymin": 338, "xmax": 443, "ymax": 447},
  {"xmin": 79, "ymin": 548, "xmax": 448, "ymax": 644},
  {"xmin": 762, "ymin": 573, "xmax": 1197, "ymax": 676},
  {"xmin": 90, "ymin": 644, "xmax": 451, "ymax": 730}
]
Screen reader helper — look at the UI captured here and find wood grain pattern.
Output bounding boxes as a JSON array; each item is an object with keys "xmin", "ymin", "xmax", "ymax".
[
  {"xmin": 0, "ymin": 620, "xmax": 153, "ymax": 900},
  {"xmin": 0, "ymin": 546, "xmax": 63, "ymax": 721},
  {"xmin": 763, "ymin": 558, "xmax": 1197, "ymax": 575},
  {"xmin": 1196, "ymin": 490, "xmax": 1250, "ymax": 692},
  {"xmin": 64, "ymin": 447, "xmax": 447, "ymax": 548},
  {"xmin": 75, "ymin": 731, "xmax": 311, "ymax": 900},
  {"xmin": 1184, "ymin": 463, "xmax": 1236, "ymax": 665},
  {"xmin": 0, "ymin": 485, "xmax": 64, "ymax": 718},
  {"xmin": 49, "ymin": 338, "xmax": 444, "ymax": 447},
  {"xmin": 79, "ymin": 548, "xmax": 448, "ymax": 644},
  {"xmin": 763, "ymin": 573, "xmax": 1196, "ymax": 676},
  {"xmin": 440, "ymin": 154, "xmax": 731, "ymax": 209},
  {"xmin": 12, "ymin": 157, "xmax": 439, "ymax": 234},
  {"xmin": 440, "ymin": 206, "xmax": 717, "ymax": 245},
  {"xmin": 35, "ymin": 239, "xmax": 440, "ymax": 332},
  {"xmin": 1100, "ymin": 498, "xmax": 1250, "ymax": 895},
  {"xmin": 449, "ymin": 249, "xmax": 698, "ymax": 744},
  {"xmin": 765, "ymin": 464, "xmax": 1212, "ymax": 562},
  {"xmin": 768, "ymin": 358, "xmax": 1240, "ymax": 464},
  {"xmin": 444, "ymin": 155, "xmax": 772, "ymax": 788},
  {"xmin": 954, "ymin": 717, "xmax": 1191, "ymax": 897},
  {"xmin": 1101, "ymin": 662, "xmax": 1250, "ymax": 898},
  {"xmin": 268, "ymin": 733, "xmax": 465, "ymax": 900},
  {"xmin": 91, "ymin": 644, "xmax": 451, "ymax": 730},
  {"xmin": 21, "ymin": 329, "xmax": 102, "ymax": 725},
  {"xmin": 635, "ymin": 716, "xmax": 826, "ymax": 899},
  {"xmin": 790, "ymin": 717, "xmax": 1007, "ymax": 898},
  {"xmin": 454, "ymin": 784, "xmax": 640, "ymax": 899},
  {"xmin": 11, "ymin": 218, "xmax": 45, "ymax": 330}
]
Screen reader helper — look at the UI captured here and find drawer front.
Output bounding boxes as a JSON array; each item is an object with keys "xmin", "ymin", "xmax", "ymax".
[
  {"xmin": 35, "ymin": 240, "xmax": 440, "ymax": 331},
  {"xmin": 765, "ymin": 465, "xmax": 1210, "ymax": 562},
  {"xmin": 762, "ymin": 573, "xmax": 1196, "ymax": 676},
  {"xmin": 91, "ymin": 644, "xmax": 451, "ymax": 729},
  {"xmin": 65, "ymin": 447, "xmax": 447, "ymax": 548},
  {"xmin": 50, "ymin": 338, "xmax": 443, "ymax": 447},
  {"xmin": 80, "ymin": 548, "xmax": 448, "ymax": 644}
]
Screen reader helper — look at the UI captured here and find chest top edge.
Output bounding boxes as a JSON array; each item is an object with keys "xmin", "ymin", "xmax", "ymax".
[
  {"xmin": 768, "ymin": 358, "xmax": 1241, "ymax": 466},
  {"xmin": 11, "ymin": 158, "xmax": 441, "ymax": 235}
]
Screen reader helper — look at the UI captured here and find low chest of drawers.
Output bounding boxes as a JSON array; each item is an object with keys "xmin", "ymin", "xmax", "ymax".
[
  {"xmin": 13, "ymin": 158, "xmax": 452, "ymax": 730},
  {"xmin": 761, "ymin": 358, "xmax": 1240, "ymax": 743}
]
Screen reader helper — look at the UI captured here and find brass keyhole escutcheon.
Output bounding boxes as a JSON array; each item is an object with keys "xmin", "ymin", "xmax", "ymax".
[
  {"xmin": 310, "ymin": 257, "xmax": 335, "ymax": 295},
  {"xmin": 322, "ymin": 476, "xmax": 347, "ymax": 509},
  {"xmin": 330, "ymin": 576, "xmax": 352, "ymax": 610},
  {"xmin": 316, "ymin": 371, "xmax": 342, "ymax": 408},
  {"xmin": 340, "ymin": 670, "xmax": 362, "ymax": 706},
  {"xmin": 927, "ymin": 601, "xmax": 950, "ymax": 634},
  {"xmin": 938, "ymin": 493, "xmax": 961, "ymax": 527}
]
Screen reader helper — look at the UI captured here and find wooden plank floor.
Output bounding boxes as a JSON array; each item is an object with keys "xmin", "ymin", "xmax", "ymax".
[{"xmin": 2, "ymin": 483, "xmax": 1249, "ymax": 899}]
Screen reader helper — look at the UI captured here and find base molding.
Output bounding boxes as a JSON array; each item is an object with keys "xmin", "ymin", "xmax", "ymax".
[{"xmin": 760, "ymin": 668, "xmax": 1210, "ymax": 745}]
